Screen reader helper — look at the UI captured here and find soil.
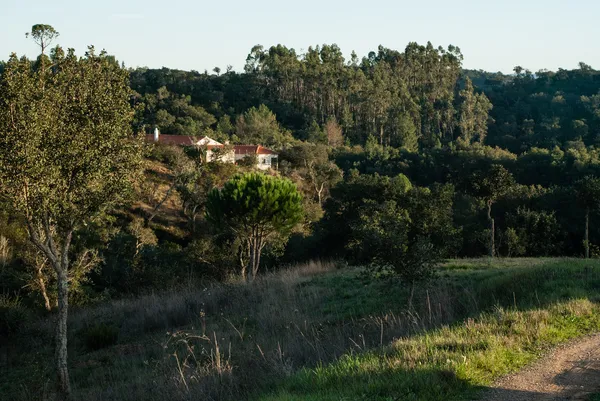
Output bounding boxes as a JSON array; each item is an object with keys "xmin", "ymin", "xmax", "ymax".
[{"xmin": 483, "ymin": 334, "xmax": 600, "ymax": 400}]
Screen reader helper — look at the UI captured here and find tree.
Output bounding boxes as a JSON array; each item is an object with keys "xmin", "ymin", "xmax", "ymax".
[
  {"xmin": 0, "ymin": 36, "xmax": 142, "ymax": 398},
  {"xmin": 349, "ymin": 181, "xmax": 455, "ymax": 307},
  {"xmin": 206, "ymin": 173, "xmax": 303, "ymax": 280},
  {"xmin": 324, "ymin": 117, "xmax": 344, "ymax": 147},
  {"xmin": 177, "ymin": 161, "xmax": 237, "ymax": 234},
  {"xmin": 458, "ymin": 77, "xmax": 492, "ymax": 143},
  {"xmin": 280, "ymin": 143, "xmax": 342, "ymax": 206},
  {"xmin": 235, "ymin": 104, "xmax": 294, "ymax": 148},
  {"xmin": 576, "ymin": 176, "xmax": 600, "ymax": 258},
  {"xmin": 471, "ymin": 164, "xmax": 515, "ymax": 257},
  {"xmin": 27, "ymin": 24, "xmax": 59, "ymax": 56}
]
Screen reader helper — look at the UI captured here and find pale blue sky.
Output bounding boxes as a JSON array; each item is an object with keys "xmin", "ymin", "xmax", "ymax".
[{"xmin": 1, "ymin": 0, "xmax": 597, "ymax": 73}]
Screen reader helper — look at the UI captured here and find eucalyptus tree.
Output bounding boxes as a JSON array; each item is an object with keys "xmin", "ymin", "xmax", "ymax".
[
  {"xmin": 458, "ymin": 77, "xmax": 493, "ymax": 143},
  {"xmin": 0, "ymin": 26, "xmax": 142, "ymax": 399}
]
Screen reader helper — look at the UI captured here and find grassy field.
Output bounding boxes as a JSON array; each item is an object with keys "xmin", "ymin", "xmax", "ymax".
[{"xmin": 2, "ymin": 258, "xmax": 600, "ymax": 401}]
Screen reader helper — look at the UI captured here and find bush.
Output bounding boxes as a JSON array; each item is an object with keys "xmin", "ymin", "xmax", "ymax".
[
  {"xmin": 0, "ymin": 295, "xmax": 30, "ymax": 338},
  {"xmin": 81, "ymin": 323, "xmax": 119, "ymax": 351}
]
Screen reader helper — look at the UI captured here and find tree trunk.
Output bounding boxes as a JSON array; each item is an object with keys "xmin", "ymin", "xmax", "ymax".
[
  {"xmin": 585, "ymin": 207, "xmax": 590, "ymax": 259},
  {"xmin": 55, "ymin": 268, "xmax": 71, "ymax": 400},
  {"xmin": 249, "ymin": 238, "xmax": 256, "ymax": 281},
  {"xmin": 408, "ymin": 281, "xmax": 415, "ymax": 310},
  {"xmin": 316, "ymin": 182, "xmax": 325, "ymax": 207},
  {"xmin": 255, "ymin": 240, "xmax": 263, "ymax": 280},
  {"xmin": 488, "ymin": 200, "xmax": 495, "ymax": 258},
  {"xmin": 250, "ymin": 236, "xmax": 262, "ymax": 281},
  {"xmin": 239, "ymin": 240, "xmax": 249, "ymax": 281},
  {"xmin": 146, "ymin": 181, "xmax": 176, "ymax": 225},
  {"xmin": 36, "ymin": 264, "xmax": 52, "ymax": 312},
  {"xmin": 28, "ymin": 223, "xmax": 73, "ymax": 400}
]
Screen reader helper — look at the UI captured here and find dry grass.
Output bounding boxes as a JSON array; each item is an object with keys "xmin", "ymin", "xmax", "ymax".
[{"xmin": 2, "ymin": 258, "xmax": 600, "ymax": 401}]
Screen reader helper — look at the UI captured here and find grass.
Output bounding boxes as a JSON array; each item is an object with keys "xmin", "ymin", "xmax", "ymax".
[
  {"xmin": 258, "ymin": 300, "xmax": 600, "ymax": 400},
  {"xmin": 2, "ymin": 258, "xmax": 600, "ymax": 401}
]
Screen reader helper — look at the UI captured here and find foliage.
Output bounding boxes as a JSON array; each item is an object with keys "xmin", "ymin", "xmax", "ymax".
[
  {"xmin": 134, "ymin": 86, "xmax": 216, "ymax": 136},
  {"xmin": 351, "ymin": 200, "xmax": 439, "ymax": 283},
  {"xmin": 176, "ymin": 161, "xmax": 238, "ymax": 233},
  {"xmin": 576, "ymin": 176, "xmax": 600, "ymax": 211},
  {"xmin": 505, "ymin": 207, "xmax": 561, "ymax": 256},
  {"xmin": 235, "ymin": 104, "xmax": 295, "ymax": 148},
  {"xmin": 80, "ymin": 322, "xmax": 119, "ymax": 351},
  {"xmin": 279, "ymin": 143, "xmax": 342, "ymax": 206},
  {"xmin": 348, "ymin": 180, "xmax": 457, "ymax": 289},
  {"xmin": 0, "ymin": 34, "xmax": 143, "ymax": 398},
  {"xmin": 0, "ymin": 295, "xmax": 31, "ymax": 338},
  {"xmin": 206, "ymin": 173, "xmax": 303, "ymax": 279},
  {"xmin": 471, "ymin": 164, "xmax": 515, "ymax": 202}
]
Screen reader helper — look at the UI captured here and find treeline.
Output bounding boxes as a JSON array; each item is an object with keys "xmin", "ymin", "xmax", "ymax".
[
  {"xmin": 132, "ymin": 43, "xmax": 493, "ymax": 149},
  {"xmin": 3, "ymin": 39, "xmax": 600, "ymax": 311},
  {"xmin": 130, "ymin": 43, "xmax": 600, "ymax": 153}
]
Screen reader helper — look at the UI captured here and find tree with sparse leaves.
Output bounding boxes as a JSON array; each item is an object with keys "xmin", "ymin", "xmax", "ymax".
[
  {"xmin": 0, "ymin": 26, "xmax": 142, "ymax": 400},
  {"xmin": 471, "ymin": 164, "xmax": 515, "ymax": 257}
]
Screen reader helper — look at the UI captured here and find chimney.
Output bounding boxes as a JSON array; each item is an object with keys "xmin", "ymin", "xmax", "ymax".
[{"xmin": 153, "ymin": 127, "xmax": 160, "ymax": 142}]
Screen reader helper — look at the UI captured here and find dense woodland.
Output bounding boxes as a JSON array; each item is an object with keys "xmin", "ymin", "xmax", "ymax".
[{"xmin": 3, "ymin": 39, "xmax": 600, "ymax": 312}]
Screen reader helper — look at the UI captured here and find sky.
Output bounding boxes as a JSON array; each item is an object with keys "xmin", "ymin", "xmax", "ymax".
[{"xmin": 1, "ymin": 0, "xmax": 598, "ymax": 74}]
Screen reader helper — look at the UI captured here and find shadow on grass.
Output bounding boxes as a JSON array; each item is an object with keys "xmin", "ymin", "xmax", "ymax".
[
  {"xmin": 3, "ymin": 259, "xmax": 600, "ymax": 401},
  {"xmin": 260, "ymin": 361, "xmax": 600, "ymax": 401},
  {"xmin": 256, "ymin": 366, "xmax": 552, "ymax": 401}
]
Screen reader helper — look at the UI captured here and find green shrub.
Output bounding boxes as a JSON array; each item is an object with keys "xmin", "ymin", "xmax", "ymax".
[
  {"xmin": 81, "ymin": 323, "xmax": 119, "ymax": 351},
  {"xmin": 0, "ymin": 295, "xmax": 30, "ymax": 338}
]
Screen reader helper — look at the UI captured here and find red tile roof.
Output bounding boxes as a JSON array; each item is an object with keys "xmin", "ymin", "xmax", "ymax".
[
  {"xmin": 234, "ymin": 145, "xmax": 277, "ymax": 155},
  {"xmin": 145, "ymin": 134, "xmax": 197, "ymax": 146},
  {"xmin": 145, "ymin": 135, "xmax": 277, "ymax": 155}
]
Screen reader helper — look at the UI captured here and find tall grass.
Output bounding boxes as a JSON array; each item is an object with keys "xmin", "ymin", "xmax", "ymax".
[{"xmin": 2, "ymin": 258, "xmax": 600, "ymax": 401}]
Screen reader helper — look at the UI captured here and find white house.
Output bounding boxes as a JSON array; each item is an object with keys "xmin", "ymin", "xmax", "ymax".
[
  {"xmin": 146, "ymin": 130, "xmax": 277, "ymax": 170},
  {"xmin": 197, "ymin": 136, "xmax": 235, "ymax": 164},
  {"xmin": 233, "ymin": 145, "xmax": 279, "ymax": 171}
]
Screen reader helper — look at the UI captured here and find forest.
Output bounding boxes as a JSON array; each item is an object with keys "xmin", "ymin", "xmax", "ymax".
[
  {"xmin": 3, "ymin": 37, "xmax": 600, "ymax": 308},
  {"xmin": 2, "ymin": 25, "xmax": 600, "ymax": 400}
]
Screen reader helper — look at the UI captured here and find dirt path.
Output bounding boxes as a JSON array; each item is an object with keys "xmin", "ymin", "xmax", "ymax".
[{"xmin": 484, "ymin": 334, "xmax": 600, "ymax": 401}]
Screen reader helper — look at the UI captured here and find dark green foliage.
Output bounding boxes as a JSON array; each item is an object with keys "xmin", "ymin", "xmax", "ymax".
[
  {"xmin": 347, "ymin": 178, "xmax": 457, "ymax": 287},
  {"xmin": 471, "ymin": 164, "xmax": 515, "ymax": 202},
  {"xmin": 576, "ymin": 176, "xmax": 600, "ymax": 211},
  {"xmin": 0, "ymin": 297, "xmax": 30, "ymax": 338},
  {"xmin": 206, "ymin": 173, "xmax": 303, "ymax": 279},
  {"xmin": 351, "ymin": 200, "xmax": 440, "ymax": 284},
  {"xmin": 81, "ymin": 323, "xmax": 119, "ymax": 351},
  {"xmin": 235, "ymin": 104, "xmax": 295, "ymax": 148},
  {"xmin": 505, "ymin": 208, "xmax": 561, "ymax": 256},
  {"xmin": 576, "ymin": 176, "xmax": 600, "ymax": 258}
]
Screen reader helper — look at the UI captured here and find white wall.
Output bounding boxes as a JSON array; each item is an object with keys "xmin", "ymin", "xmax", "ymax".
[
  {"xmin": 206, "ymin": 149, "xmax": 235, "ymax": 163},
  {"xmin": 256, "ymin": 154, "xmax": 277, "ymax": 170}
]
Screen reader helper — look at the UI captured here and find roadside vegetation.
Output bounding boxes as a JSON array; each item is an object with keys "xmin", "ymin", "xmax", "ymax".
[{"xmin": 2, "ymin": 258, "xmax": 600, "ymax": 400}]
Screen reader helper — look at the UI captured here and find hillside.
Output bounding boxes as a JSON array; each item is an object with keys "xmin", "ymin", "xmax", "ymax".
[
  {"xmin": 4, "ymin": 32, "xmax": 600, "ymax": 401},
  {"xmin": 2, "ymin": 258, "xmax": 600, "ymax": 400}
]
